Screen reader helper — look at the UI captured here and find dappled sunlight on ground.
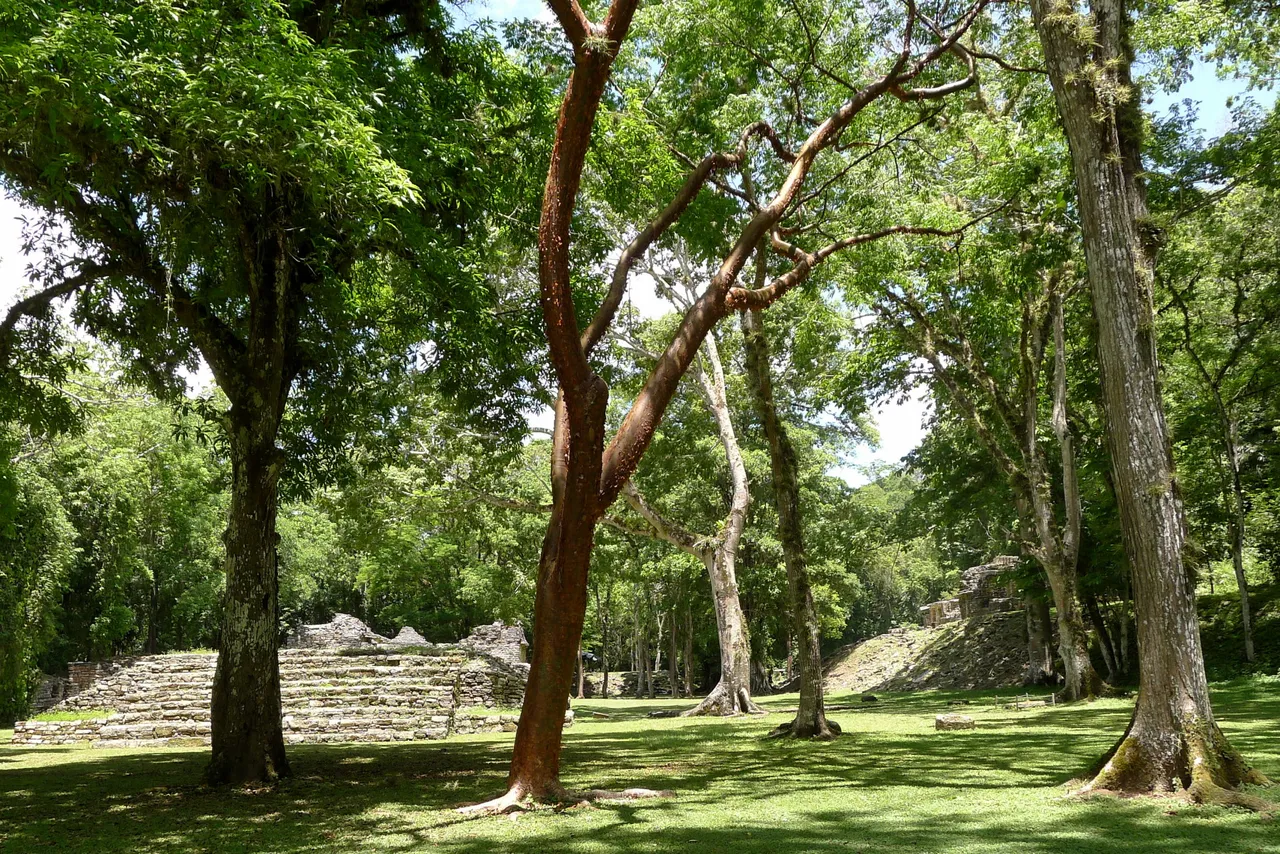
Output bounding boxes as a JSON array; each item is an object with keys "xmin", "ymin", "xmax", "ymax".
[{"xmin": 2, "ymin": 681, "xmax": 1277, "ymax": 853}]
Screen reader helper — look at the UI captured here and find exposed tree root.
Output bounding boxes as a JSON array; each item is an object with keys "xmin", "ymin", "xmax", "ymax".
[
  {"xmin": 1185, "ymin": 778, "xmax": 1276, "ymax": 814},
  {"xmin": 682, "ymin": 681, "xmax": 765, "ymax": 717},
  {"xmin": 767, "ymin": 716, "xmax": 841, "ymax": 741},
  {"xmin": 457, "ymin": 784, "xmax": 673, "ymax": 815},
  {"xmin": 1075, "ymin": 716, "xmax": 1274, "ymax": 813},
  {"xmin": 457, "ymin": 785, "xmax": 538, "ymax": 815},
  {"xmin": 1055, "ymin": 679, "xmax": 1114, "ymax": 706}
]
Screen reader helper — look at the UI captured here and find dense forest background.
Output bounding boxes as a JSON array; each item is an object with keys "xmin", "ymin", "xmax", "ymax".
[{"xmin": 2, "ymin": 0, "xmax": 1278, "ymax": 729}]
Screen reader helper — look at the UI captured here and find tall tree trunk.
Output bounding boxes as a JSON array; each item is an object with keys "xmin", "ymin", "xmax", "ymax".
[
  {"xmin": 1083, "ymin": 590, "xmax": 1120, "ymax": 683},
  {"xmin": 1025, "ymin": 592, "xmax": 1055, "ymax": 684},
  {"xmin": 688, "ymin": 328, "xmax": 760, "ymax": 715},
  {"xmin": 668, "ymin": 605, "xmax": 680, "ymax": 699},
  {"xmin": 742, "ymin": 306, "xmax": 837, "ymax": 739},
  {"xmin": 686, "ymin": 550, "xmax": 758, "ymax": 714},
  {"xmin": 617, "ymin": 322, "xmax": 761, "ymax": 717},
  {"xmin": 1225, "ymin": 427, "xmax": 1256, "ymax": 662},
  {"xmin": 601, "ymin": 586, "xmax": 611, "ymax": 699},
  {"xmin": 575, "ymin": 642, "xmax": 585, "ymax": 700},
  {"xmin": 1032, "ymin": 0, "xmax": 1269, "ymax": 801},
  {"xmin": 1041, "ymin": 544, "xmax": 1104, "ymax": 700},
  {"xmin": 683, "ymin": 599, "xmax": 694, "ymax": 697},
  {"xmin": 1018, "ymin": 486, "xmax": 1104, "ymax": 700},
  {"xmin": 644, "ymin": 626, "xmax": 655, "ymax": 699},
  {"xmin": 1028, "ymin": 288, "xmax": 1106, "ymax": 701},
  {"xmin": 207, "ymin": 425, "xmax": 289, "ymax": 786},
  {"xmin": 504, "ymin": 388, "xmax": 608, "ymax": 803}
]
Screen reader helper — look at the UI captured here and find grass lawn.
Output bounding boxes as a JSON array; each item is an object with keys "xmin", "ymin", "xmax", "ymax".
[{"xmin": 2, "ymin": 680, "xmax": 1277, "ymax": 854}]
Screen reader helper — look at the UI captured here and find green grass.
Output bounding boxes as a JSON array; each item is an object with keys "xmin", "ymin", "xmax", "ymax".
[
  {"xmin": 2, "ymin": 681, "xmax": 1277, "ymax": 854},
  {"xmin": 1201, "ymin": 583, "xmax": 1280, "ymax": 679},
  {"xmin": 29, "ymin": 708, "xmax": 114, "ymax": 722}
]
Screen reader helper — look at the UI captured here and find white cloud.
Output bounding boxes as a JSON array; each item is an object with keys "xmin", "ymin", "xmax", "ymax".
[{"xmin": 832, "ymin": 385, "xmax": 931, "ymax": 487}]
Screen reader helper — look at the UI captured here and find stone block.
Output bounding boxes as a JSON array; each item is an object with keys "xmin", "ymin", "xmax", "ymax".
[{"xmin": 935, "ymin": 713, "xmax": 975, "ymax": 731}]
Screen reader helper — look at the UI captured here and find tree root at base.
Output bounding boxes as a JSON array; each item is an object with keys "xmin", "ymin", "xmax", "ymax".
[
  {"xmin": 682, "ymin": 682, "xmax": 765, "ymax": 717},
  {"xmin": 767, "ymin": 715, "xmax": 842, "ymax": 741},
  {"xmin": 457, "ymin": 785, "xmax": 674, "ymax": 815},
  {"xmin": 1075, "ymin": 722, "xmax": 1275, "ymax": 814}
]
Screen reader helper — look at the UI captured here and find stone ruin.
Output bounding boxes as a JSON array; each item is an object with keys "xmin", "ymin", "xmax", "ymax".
[
  {"xmin": 12, "ymin": 616, "xmax": 563, "ymax": 748},
  {"xmin": 919, "ymin": 556, "xmax": 1021, "ymax": 628},
  {"xmin": 285, "ymin": 612, "xmax": 392, "ymax": 649},
  {"xmin": 458, "ymin": 620, "xmax": 529, "ymax": 665}
]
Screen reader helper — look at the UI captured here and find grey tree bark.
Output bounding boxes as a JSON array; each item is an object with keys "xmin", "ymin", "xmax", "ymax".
[
  {"xmin": 1024, "ymin": 591, "xmax": 1055, "ymax": 684},
  {"xmin": 1032, "ymin": 0, "xmax": 1270, "ymax": 802},
  {"xmin": 881, "ymin": 274, "xmax": 1104, "ymax": 700},
  {"xmin": 741, "ymin": 305, "xmax": 839, "ymax": 739},
  {"xmin": 616, "ymin": 319, "xmax": 761, "ymax": 716}
]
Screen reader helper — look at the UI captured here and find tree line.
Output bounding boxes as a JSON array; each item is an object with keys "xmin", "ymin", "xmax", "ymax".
[{"xmin": 1, "ymin": 0, "xmax": 1277, "ymax": 811}]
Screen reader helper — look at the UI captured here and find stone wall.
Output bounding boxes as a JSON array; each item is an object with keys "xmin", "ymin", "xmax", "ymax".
[
  {"xmin": 32, "ymin": 675, "xmax": 72, "ymax": 713},
  {"xmin": 580, "ymin": 670, "xmax": 673, "ymax": 698},
  {"xmin": 920, "ymin": 556, "xmax": 1020, "ymax": 627},
  {"xmin": 456, "ymin": 657, "xmax": 528, "ymax": 708},
  {"xmin": 458, "ymin": 621, "xmax": 528, "ymax": 665},
  {"xmin": 286, "ymin": 613, "xmax": 390, "ymax": 649},
  {"xmin": 14, "ymin": 645, "xmax": 545, "ymax": 748}
]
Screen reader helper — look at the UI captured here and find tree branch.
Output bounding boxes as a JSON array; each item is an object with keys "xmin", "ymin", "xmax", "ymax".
[
  {"xmin": 621, "ymin": 481, "xmax": 707, "ymax": 554},
  {"xmin": 596, "ymin": 0, "xmax": 989, "ymax": 505},
  {"xmin": 0, "ymin": 261, "xmax": 113, "ymax": 364},
  {"xmin": 544, "ymin": 0, "xmax": 592, "ymax": 49}
]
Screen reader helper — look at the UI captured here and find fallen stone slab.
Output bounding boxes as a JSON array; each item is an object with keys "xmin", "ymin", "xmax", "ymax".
[{"xmin": 935, "ymin": 713, "xmax": 975, "ymax": 731}]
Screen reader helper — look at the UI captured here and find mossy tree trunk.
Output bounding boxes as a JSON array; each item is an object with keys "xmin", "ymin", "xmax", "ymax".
[
  {"xmin": 1031, "ymin": 0, "xmax": 1270, "ymax": 801},
  {"xmin": 741, "ymin": 305, "xmax": 838, "ymax": 740},
  {"xmin": 208, "ymin": 419, "xmax": 289, "ymax": 786}
]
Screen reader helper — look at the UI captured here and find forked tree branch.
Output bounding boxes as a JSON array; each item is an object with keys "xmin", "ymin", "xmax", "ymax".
[
  {"xmin": 596, "ymin": 0, "xmax": 991, "ymax": 506},
  {"xmin": 583, "ymin": 123, "xmax": 792, "ymax": 355}
]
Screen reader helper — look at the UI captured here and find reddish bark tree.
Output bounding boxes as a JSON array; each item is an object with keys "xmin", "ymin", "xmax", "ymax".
[{"xmin": 462, "ymin": 0, "xmax": 989, "ymax": 811}]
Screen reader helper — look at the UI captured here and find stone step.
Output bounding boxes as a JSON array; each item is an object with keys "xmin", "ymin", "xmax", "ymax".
[
  {"xmin": 96, "ymin": 722, "xmax": 211, "ymax": 739},
  {"xmin": 283, "ymin": 705, "xmax": 452, "ymax": 721},
  {"xmin": 280, "ymin": 681, "xmax": 455, "ymax": 696},
  {"xmin": 283, "ymin": 703, "xmax": 452, "ymax": 718},
  {"xmin": 108, "ymin": 708, "xmax": 210, "ymax": 722},
  {"xmin": 284, "ymin": 728, "xmax": 447, "ymax": 744}
]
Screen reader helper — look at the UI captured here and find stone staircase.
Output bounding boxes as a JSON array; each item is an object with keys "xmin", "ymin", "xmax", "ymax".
[{"xmin": 13, "ymin": 646, "xmax": 540, "ymax": 748}]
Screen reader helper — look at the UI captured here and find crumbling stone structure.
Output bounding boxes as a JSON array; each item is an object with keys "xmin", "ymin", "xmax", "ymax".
[
  {"xmin": 458, "ymin": 620, "xmax": 529, "ymax": 665},
  {"xmin": 920, "ymin": 556, "xmax": 1020, "ymax": 628},
  {"xmin": 285, "ymin": 612, "xmax": 391, "ymax": 649},
  {"xmin": 31, "ymin": 675, "xmax": 72, "ymax": 712},
  {"xmin": 12, "ymin": 616, "xmax": 552, "ymax": 748}
]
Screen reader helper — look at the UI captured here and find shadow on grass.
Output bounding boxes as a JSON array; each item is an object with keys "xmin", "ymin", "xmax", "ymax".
[{"xmin": 1, "ymin": 681, "xmax": 1276, "ymax": 854}]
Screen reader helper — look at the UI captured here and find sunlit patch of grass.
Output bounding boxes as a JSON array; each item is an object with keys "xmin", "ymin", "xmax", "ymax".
[
  {"xmin": 1, "ymin": 680, "xmax": 1276, "ymax": 854},
  {"xmin": 29, "ymin": 708, "xmax": 115, "ymax": 721}
]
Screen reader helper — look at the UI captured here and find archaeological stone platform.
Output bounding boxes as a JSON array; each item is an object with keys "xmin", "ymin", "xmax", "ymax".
[{"xmin": 13, "ymin": 618, "xmax": 561, "ymax": 748}]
